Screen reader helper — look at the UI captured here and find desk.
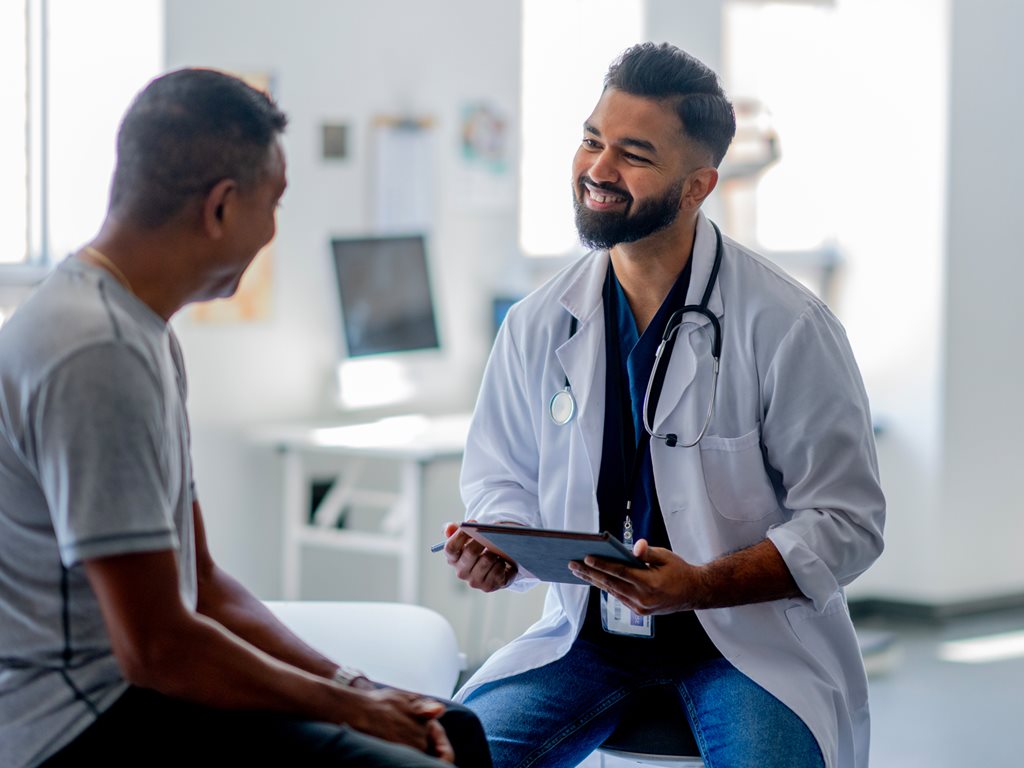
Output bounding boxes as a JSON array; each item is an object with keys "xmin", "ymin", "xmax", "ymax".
[{"xmin": 253, "ymin": 413, "xmax": 471, "ymax": 603}]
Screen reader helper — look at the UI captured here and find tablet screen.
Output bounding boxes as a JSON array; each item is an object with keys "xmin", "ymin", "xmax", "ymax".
[{"xmin": 460, "ymin": 523, "xmax": 644, "ymax": 584}]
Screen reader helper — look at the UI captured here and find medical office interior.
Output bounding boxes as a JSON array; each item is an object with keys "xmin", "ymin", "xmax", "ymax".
[{"xmin": 1, "ymin": 0, "xmax": 1021, "ymax": 765}]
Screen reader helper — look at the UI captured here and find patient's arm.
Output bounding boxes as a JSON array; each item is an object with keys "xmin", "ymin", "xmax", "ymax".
[
  {"xmin": 84, "ymin": 545, "xmax": 450, "ymax": 756},
  {"xmin": 189, "ymin": 501, "xmax": 347, "ymax": 681}
]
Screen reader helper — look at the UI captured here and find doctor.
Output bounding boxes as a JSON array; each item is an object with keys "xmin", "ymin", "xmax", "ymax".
[{"xmin": 442, "ymin": 42, "xmax": 885, "ymax": 768}]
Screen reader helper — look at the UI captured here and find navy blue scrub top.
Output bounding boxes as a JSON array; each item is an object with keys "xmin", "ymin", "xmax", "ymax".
[{"xmin": 580, "ymin": 257, "xmax": 720, "ymax": 659}]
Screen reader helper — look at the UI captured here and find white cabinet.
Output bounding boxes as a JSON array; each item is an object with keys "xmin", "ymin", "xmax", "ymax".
[{"xmin": 253, "ymin": 414, "xmax": 547, "ymax": 669}]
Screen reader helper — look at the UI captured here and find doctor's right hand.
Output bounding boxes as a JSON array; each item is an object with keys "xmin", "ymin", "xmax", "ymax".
[{"xmin": 442, "ymin": 520, "xmax": 518, "ymax": 592}]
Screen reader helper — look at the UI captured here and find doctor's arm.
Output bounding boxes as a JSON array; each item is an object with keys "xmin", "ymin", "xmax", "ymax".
[
  {"xmin": 569, "ymin": 537, "xmax": 800, "ymax": 615},
  {"xmin": 759, "ymin": 304, "xmax": 886, "ymax": 609},
  {"xmin": 573, "ymin": 304, "xmax": 885, "ymax": 614},
  {"xmin": 447, "ymin": 312, "xmax": 543, "ymax": 592}
]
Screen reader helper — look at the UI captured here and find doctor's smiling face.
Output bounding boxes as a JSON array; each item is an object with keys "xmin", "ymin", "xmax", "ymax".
[{"xmin": 572, "ymin": 87, "xmax": 710, "ymax": 251}]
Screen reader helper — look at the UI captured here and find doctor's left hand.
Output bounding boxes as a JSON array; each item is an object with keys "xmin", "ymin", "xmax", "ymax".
[{"xmin": 569, "ymin": 539, "xmax": 707, "ymax": 615}]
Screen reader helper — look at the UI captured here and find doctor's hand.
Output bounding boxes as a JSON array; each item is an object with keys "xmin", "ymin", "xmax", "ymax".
[
  {"xmin": 442, "ymin": 520, "xmax": 518, "ymax": 593},
  {"xmin": 568, "ymin": 539, "xmax": 707, "ymax": 615}
]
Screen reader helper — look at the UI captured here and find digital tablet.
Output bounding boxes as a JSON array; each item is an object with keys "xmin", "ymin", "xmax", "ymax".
[{"xmin": 460, "ymin": 522, "xmax": 645, "ymax": 584}]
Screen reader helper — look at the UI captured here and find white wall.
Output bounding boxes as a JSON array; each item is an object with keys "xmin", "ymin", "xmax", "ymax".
[
  {"xmin": 805, "ymin": 0, "xmax": 951, "ymax": 603},
  {"xmin": 938, "ymin": 0, "xmax": 1024, "ymax": 603},
  {"xmin": 165, "ymin": 0, "xmax": 522, "ymax": 594}
]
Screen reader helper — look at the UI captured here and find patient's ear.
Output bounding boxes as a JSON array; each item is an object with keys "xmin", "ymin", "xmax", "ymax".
[{"xmin": 201, "ymin": 178, "xmax": 237, "ymax": 238}]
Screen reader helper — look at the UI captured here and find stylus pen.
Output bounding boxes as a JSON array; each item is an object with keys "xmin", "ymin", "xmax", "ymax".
[{"xmin": 429, "ymin": 540, "xmax": 446, "ymax": 553}]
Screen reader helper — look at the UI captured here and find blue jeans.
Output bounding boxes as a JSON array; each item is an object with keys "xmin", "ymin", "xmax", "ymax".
[{"xmin": 464, "ymin": 636, "xmax": 824, "ymax": 768}]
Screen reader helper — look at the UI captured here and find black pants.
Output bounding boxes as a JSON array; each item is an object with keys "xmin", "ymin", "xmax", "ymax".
[{"xmin": 43, "ymin": 686, "xmax": 492, "ymax": 767}]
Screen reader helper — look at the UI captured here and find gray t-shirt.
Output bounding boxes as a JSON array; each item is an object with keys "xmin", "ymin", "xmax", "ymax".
[{"xmin": 0, "ymin": 258, "xmax": 197, "ymax": 767}]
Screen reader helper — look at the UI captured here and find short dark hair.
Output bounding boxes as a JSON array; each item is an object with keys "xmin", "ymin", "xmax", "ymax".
[
  {"xmin": 109, "ymin": 68, "xmax": 288, "ymax": 228},
  {"xmin": 604, "ymin": 43, "xmax": 736, "ymax": 167}
]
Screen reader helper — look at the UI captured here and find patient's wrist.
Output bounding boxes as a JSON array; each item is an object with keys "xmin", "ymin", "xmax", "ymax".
[{"xmin": 331, "ymin": 664, "xmax": 369, "ymax": 688}]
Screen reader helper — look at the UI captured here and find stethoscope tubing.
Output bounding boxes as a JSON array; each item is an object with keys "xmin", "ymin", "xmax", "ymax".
[{"xmin": 642, "ymin": 326, "xmax": 720, "ymax": 448}]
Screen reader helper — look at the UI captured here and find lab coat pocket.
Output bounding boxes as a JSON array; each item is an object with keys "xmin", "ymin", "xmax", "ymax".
[
  {"xmin": 785, "ymin": 598, "xmax": 868, "ymax": 711},
  {"xmin": 699, "ymin": 427, "xmax": 778, "ymax": 521}
]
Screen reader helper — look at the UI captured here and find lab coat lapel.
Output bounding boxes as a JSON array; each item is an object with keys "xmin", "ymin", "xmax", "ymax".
[
  {"xmin": 653, "ymin": 213, "xmax": 724, "ymax": 432},
  {"xmin": 556, "ymin": 252, "xmax": 608, "ymax": 487}
]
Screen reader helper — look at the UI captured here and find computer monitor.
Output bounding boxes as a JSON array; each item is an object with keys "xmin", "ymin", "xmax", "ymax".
[
  {"xmin": 330, "ymin": 234, "xmax": 440, "ymax": 358},
  {"xmin": 330, "ymin": 234, "xmax": 458, "ymax": 413}
]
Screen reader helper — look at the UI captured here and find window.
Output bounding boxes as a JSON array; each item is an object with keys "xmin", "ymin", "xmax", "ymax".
[
  {"xmin": 519, "ymin": 0, "xmax": 644, "ymax": 257},
  {"xmin": 722, "ymin": 0, "xmax": 950, "ymax": 428},
  {"xmin": 722, "ymin": 0, "xmax": 948, "ymax": 259},
  {"xmin": 0, "ymin": 1, "xmax": 34, "ymax": 267},
  {"xmin": 0, "ymin": 0, "xmax": 163, "ymax": 273}
]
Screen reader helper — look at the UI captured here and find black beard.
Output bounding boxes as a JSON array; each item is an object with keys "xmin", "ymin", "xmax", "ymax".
[{"xmin": 573, "ymin": 176, "xmax": 684, "ymax": 250}]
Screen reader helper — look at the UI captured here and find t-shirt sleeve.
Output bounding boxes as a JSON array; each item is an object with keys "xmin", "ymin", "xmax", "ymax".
[{"xmin": 29, "ymin": 342, "xmax": 179, "ymax": 566}]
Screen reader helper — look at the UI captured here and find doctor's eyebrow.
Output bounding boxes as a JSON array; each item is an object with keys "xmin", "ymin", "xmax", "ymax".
[{"xmin": 583, "ymin": 122, "xmax": 657, "ymax": 155}]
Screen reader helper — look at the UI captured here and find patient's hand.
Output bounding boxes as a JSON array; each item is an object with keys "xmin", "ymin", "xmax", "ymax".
[
  {"xmin": 350, "ymin": 688, "xmax": 453, "ymax": 761},
  {"xmin": 442, "ymin": 521, "xmax": 517, "ymax": 593}
]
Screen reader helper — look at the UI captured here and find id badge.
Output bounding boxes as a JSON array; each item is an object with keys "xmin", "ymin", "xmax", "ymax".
[{"xmin": 600, "ymin": 590, "xmax": 654, "ymax": 638}]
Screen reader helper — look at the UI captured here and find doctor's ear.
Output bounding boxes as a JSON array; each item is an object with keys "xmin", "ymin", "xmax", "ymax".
[
  {"xmin": 680, "ymin": 167, "xmax": 719, "ymax": 211},
  {"xmin": 201, "ymin": 178, "xmax": 237, "ymax": 237}
]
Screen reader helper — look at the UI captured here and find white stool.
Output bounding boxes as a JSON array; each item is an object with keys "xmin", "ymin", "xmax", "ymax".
[{"xmin": 598, "ymin": 685, "xmax": 704, "ymax": 767}]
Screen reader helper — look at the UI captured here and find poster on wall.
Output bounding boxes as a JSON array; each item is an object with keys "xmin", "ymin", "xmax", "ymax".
[
  {"xmin": 455, "ymin": 101, "xmax": 514, "ymax": 211},
  {"xmin": 190, "ymin": 71, "xmax": 276, "ymax": 324},
  {"xmin": 371, "ymin": 116, "xmax": 435, "ymax": 234}
]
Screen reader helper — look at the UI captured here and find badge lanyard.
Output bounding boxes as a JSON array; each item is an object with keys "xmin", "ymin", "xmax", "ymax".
[{"xmin": 599, "ymin": 268, "xmax": 662, "ymax": 639}]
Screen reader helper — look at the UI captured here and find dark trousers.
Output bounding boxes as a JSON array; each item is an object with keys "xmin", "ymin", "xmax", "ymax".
[{"xmin": 43, "ymin": 686, "xmax": 492, "ymax": 767}]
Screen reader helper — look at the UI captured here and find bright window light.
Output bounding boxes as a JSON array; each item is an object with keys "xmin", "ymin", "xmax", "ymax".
[
  {"xmin": 519, "ymin": 0, "xmax": 644, "ymax": 257},
  {"xmin": 723, "ymin": 0, "xmax": 948, "ymax": 254},
  {"xmin": 47, "ymin": 0, "xmax": 164, "ymax": 260},
  {"xmin": 0, "ymin": 1, "xmax": 30, "ymax": 264},
  {"xmin": 722, "ymin": 0, "xmax": 949, "ymax": 401},
  {"xmin": 938, "ymin": 629, "xmax": 1024, "ymax": 665},
  {"xmin": 311, "ymin": 413, "xmax": 471, "ymax": 452},
  {"xmin": 0, "ymin": 1, "xmax": 163, "ymax": 270},
  {"xmin": 336, "ymin": 359, "xmax": 417, "ymax": 411},
  {"xmin": 724, "ymin": 1, "xmax": 842, "ymax": 251}
]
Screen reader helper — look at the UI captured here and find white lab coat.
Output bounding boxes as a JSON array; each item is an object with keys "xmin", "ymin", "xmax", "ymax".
[{"xmin": 455, "ymin": 212, "xmax": 885, "ymax": 768}]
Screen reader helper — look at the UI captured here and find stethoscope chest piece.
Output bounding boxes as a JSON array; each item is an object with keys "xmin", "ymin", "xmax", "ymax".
[{"xmin": 549, "ymin": 387, "xmax": 577, "ymax": 425}]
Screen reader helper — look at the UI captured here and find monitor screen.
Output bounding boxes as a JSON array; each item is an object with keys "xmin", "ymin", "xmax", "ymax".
[{"xmin": 330, "ymin": 234, "xmax": 440, "ymax": 358}]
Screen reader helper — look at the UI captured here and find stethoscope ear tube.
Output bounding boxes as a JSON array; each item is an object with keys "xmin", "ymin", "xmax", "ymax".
[
  {"xmin": 707, "ymin": 313, "xmax": 722, "ymax": 359},
  {"xmin": 640, "ymin": 221, "xmax": 725, "ymax": 447},
  {"xmin": 641, "ymin": 329, "xmax": 720, "ymax": 449}
]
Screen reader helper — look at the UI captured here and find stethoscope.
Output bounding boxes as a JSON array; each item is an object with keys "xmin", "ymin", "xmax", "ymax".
[{"xmin": 549, "ymin": 221, "xmax": 724, "ymax": 448}]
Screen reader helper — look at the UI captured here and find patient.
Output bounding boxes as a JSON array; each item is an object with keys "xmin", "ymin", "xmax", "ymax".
[{"xmin": 0, "ymin": 68, "xmax": 490, "ymax": 768}]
